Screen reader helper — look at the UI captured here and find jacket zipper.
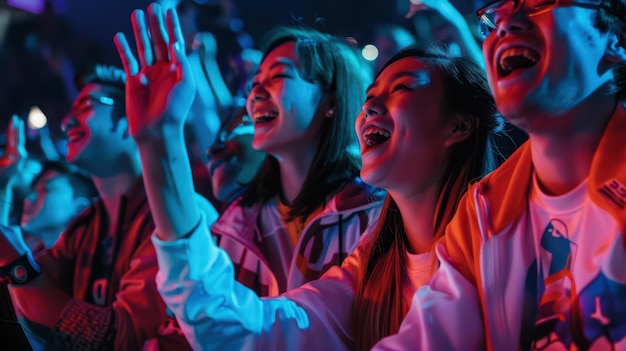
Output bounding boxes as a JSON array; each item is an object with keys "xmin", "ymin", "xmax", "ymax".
[{"xmin": 476, "ymin": 188, "xmax": 511, "ymax": 349}]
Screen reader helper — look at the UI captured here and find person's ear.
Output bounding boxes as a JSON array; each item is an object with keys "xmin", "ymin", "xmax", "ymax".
[
  {"xmin": 72, "ymin": 197, "xmax": 91, "ymax": 216},
  {"xmin": 604, "ymin": 31, "xmax": 626, "ymax": 63},
  {"xmin": 322, "ymin": 94, "xmax": 336, "ymax": 118},
  {"xmin": 444, "ymin": 114, "xmax": 476, "ymax": 148}
]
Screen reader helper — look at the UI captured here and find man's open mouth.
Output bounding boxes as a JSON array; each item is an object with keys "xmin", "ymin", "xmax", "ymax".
[{"xmin": 498, "ymin": 47, "xmax": 540, "ymax": 77}]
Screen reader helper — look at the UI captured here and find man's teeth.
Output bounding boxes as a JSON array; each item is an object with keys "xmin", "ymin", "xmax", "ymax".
[{"xmin": 499, "ymin": 47, "xmax": 540, "ymax": 74}]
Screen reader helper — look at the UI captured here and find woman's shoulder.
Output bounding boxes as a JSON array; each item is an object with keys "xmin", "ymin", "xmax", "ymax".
[
  {"xmin": 331, "ymin": 178, "xmax": 386, "ymax": 212},
  {"xmin": 214, "ymin": 196, "xmax": 280, "ymax": 229}
]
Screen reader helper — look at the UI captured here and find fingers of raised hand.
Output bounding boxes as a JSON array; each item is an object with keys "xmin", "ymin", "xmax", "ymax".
[
  {"xmin": 7, "ymin": 115, "xmax": 25, "ymax": 159},
  {"xmin": 14, "ymin": 116, "xmax": 26, "ymax": 161},
  {"xmin": 131, "ymin": 9, "xmax": 154, "ymax": 68},
  {"xmin": 147, "ymin": 3, "xmax": 170, "ymax": 62},
  {"xmin": 0, "ymin": 116, "xmax": 25, "ymax": 168},
  {"xmin": 166, "ymin": 8, "xmax": 185, "ymax": 50},
  {"xmin": 194, "ymin": 32, "xmax": 218, "ymax": 58},
  {"xmin": 166, "ymin": 9, "xmax": 191, "ymax": 78},
  {"xmin": 5, "ymin": 116, "xmax": 17, "ymax": 155},
  {"xmin": 114, "ymin": 33, "xmax": 140, "ymax": 77}
]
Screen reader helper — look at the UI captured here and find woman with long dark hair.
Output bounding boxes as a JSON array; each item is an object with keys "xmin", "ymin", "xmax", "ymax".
[{"xmin": 352, "ymin": 46, "xmax": 502, "ymax": 350}]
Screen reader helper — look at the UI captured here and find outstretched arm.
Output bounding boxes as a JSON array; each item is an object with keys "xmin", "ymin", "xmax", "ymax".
[
  {"xmin": 153, "ymin": 212, "xmax": 360, "ymax": 351},
  {"xmin": 114, "ymin": 3, "xmax": 209, "ymax": 241},
  {"xmin": 185, "ymin": 37, "xmax": 223, "ymax": 165},
  {"xmin": 194, "ymin": 32, "xmax": 233, "ymax": 117}
]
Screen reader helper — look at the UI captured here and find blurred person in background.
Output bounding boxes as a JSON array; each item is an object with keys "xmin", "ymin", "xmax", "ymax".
[
  {"xmin": 373, "ymin": 24, "xmax": 416, "ymax": 74},
  {"xmin": 406, "ymin": 0, "xmax": 484, "ymax": 65},
  {"xmin": 206, "ymin": 106, "xmax": 266, "ymax": 210},
  {"xmin": 0, "ymin": 65, "xmax": 217, "ymax": 350},
  {"xmin": 0, "ymin": 116, "xmax": 96, "ymax": 258},
  {"xmin": 20, "ymin": 160, "xmax": 98, "ymax": 250}
]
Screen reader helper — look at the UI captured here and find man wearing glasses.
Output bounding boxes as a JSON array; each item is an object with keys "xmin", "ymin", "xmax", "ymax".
[
  {"xmin": 375, "ymin": 0, "xmax": 626, "ymax": 349},
  {"xmin": 0, "ymin": 65, "xmax": 217, "ymax": 350}
]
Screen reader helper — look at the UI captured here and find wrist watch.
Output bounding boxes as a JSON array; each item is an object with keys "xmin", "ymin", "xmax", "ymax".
[{"xmin": 0, "ymin": 252, "xmax": 41, "ymax": 285}]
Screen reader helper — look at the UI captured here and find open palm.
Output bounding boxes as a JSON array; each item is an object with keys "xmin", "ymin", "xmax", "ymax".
[{"xmin": 114, "ymin": 3, "xmax": 196, "ymax": 141}]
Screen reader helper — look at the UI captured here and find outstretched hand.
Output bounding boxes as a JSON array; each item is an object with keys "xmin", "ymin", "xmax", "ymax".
[
  {"xmin": 0, "ymin": 115, "xmax": 27, "ymax": 189},
  {"xmin": 114, "ymin": 3, "xmax": 196, "ymax": 142}
]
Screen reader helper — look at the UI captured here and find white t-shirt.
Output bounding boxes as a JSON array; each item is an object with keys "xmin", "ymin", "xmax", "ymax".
[
  {"xmin": 519, "ymin": 174, "xmax": 626, "ymax": 350},
  {"xmin": 405, "ymin": 251, "xmax": 436, "ymax": 308}
]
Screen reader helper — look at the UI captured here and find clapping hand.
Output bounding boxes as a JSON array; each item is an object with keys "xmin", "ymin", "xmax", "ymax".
[{"xmin": 114, "ymin": 3, "xmax": 196, "ymax": 142}]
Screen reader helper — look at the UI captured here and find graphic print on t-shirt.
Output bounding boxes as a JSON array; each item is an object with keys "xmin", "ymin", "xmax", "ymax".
[{"xmin": 520, "ymin": 219, "xmax": 626, "ymax": 350}]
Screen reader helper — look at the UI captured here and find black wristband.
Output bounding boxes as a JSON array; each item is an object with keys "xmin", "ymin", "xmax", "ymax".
[{"xmin": 0, "ymin": 252, "xmax": 41, "ymax": 285}]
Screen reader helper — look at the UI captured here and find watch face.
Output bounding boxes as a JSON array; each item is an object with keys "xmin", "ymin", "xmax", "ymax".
[{"xmin": 11, "ymin": 265, "xmax": 28, "ymax": 283}]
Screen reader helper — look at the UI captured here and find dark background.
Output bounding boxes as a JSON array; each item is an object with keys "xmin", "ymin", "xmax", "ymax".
[{"xmin": 0, "ymin": 0, "xmax": 487, "ymax": 153}]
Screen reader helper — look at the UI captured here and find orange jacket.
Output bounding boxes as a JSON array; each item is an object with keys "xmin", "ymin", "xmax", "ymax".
[{"xmin": 374, "ymin": 105, "xmax": 626, "ymax": 350}]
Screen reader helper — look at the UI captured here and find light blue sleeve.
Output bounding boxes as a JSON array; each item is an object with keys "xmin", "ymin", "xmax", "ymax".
[
  {"xmin": 152, "ymin": 213, "xmax": 357, "ymax": 351},
  {"xmin": 193, "ymin": 193, "xmax": 219, "ymax": 227}
]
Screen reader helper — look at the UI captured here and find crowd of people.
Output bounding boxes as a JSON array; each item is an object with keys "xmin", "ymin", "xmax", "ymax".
[{"xmin": 0, "ymin": 0, "xmax": 625, "ymax": 349}]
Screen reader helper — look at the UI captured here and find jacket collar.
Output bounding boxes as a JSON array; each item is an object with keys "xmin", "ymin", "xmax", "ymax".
[
  {"xmin": 325, "ymin": 178, "xmax": 385, "ymax": 214},
  {"xmin": 479, "ymin": 104, "xmax": 626, "ymax": 237}
]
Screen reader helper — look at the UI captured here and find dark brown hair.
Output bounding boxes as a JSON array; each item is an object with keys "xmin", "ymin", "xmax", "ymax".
[
  {"xmin": 597, "ymin": 0, "xmax": 626, "ymax": 99},
  {"xmin": 74, "ymin": 65, "xmax": 126, "ymax": 121}
]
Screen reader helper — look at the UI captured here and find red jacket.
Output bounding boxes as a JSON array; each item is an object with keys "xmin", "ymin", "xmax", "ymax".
[{"xmin": 28, "ymin": 178, "xmax": 189, "ymax": 350}]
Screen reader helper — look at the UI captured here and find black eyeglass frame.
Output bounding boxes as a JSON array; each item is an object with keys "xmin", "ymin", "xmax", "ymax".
[{"xmin": 476, "ymin": 0, "xmax": 625, "ymax": 36}]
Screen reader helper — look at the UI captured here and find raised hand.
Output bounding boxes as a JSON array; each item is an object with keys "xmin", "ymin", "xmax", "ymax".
[
  {"xmin": 406, "ymin": 0, "xmax": 484, "ymax": 66},
  {"xmin": 406, "ymin": 0, "xmax": 465, "ymax": 25},
  {"xmin": 114, "ymin": 3, "xmax": 196, "ymax": 142},
  {"xmin": 0, "ymin": 115, "xmax": 27, "ymax": 188},
  {"xmin": 186, "ymin": 49, "xmax": 221, "ymax": 154},
  {"xmin": 193, "ymin": 32, "xmax": 218, "ymax": 61}
]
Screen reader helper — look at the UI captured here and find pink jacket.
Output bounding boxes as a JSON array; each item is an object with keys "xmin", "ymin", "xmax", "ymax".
[{"xmin": 210, "ymin": 178, "xmax": 385, "ymax": 296}]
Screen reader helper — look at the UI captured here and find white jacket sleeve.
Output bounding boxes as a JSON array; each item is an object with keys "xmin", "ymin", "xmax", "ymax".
[
  {"xmin": 372, "ymin": 242, "xmax": 485, "ymax": 350},
  {"xmin": 152, "ymin": 213, "xmax": 360, "ymax": 351}
]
